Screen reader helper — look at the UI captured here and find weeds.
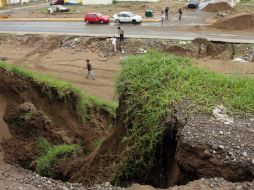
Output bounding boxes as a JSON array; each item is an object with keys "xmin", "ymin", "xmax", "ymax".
[
  {"xmin": 36, "ymin": 138, "xmax": 79, "ymax": 177},
  {"xmin": 115, "ymin": 50, "xmax": 254, "ymax": 181},
  {"xmin": 92, "ymin": 138, "xmax": 104, "ymax": 148},
  {"xmin": 0, "ymin": 62, "xmax": 117, "ymax": 123},
  {"xmin": 36, "ymin": 137, "xmax": 51, "ymax": 156}
]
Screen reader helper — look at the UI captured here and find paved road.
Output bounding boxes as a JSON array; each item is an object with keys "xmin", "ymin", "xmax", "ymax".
[{"xmin": 0, "ymin": 21, "xmax": 253, "ymax": 43}]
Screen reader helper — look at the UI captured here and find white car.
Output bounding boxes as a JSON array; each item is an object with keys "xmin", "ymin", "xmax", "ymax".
[{"xmin": 113, "ymin": 12, "xmax": 142, "ymax": 23}]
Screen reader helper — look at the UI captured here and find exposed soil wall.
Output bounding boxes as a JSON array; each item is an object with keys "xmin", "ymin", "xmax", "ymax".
[{"xmin": 0, "ymin": 67, "xmax": 113, "ymax": 180}]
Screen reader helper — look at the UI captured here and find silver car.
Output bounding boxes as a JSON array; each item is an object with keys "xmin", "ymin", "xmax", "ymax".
[{"xmin": 113, "ymin": 12, "xmax": 142, "ymax": 23}]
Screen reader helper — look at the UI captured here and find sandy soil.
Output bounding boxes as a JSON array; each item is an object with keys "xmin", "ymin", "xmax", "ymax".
[{"xmin": 0, "ymin": 38, "xmax": 121, "ymax": 101}]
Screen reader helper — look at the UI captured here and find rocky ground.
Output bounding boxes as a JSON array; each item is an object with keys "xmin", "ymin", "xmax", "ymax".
[{"xmin": 0, "ymin": 164, "xmax": 254, "ymax": 190}]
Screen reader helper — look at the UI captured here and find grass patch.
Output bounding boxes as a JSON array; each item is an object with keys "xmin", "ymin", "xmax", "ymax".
[
  {"xmin": 36, "ymin": 138, "xmax": 79, "ymax": 177},
  {"xmin": 0, "ymin": 62, "xmax": 117, "ymax": 123},
  {"xmin": 92, "ymin": 138, "xmax": 104, "ymax": 148},
  {"xmin": 115, "ymin": 50, "xmax": 254, "ymax": 181},
  {"xmin": 36, "ymin": 137, "xmax": 51, "ymax": 156}
]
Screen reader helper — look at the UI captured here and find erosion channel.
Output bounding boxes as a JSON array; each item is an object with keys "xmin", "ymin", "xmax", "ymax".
[{"xmin": 0, "ymin": 50, "xmax": 254, "ymax": 189}]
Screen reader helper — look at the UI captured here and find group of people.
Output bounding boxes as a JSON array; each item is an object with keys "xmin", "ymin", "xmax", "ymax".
[
  {"xmin": 111, "ymin": 27, "xmax": 124, "ymax": 52},
  {"xmin": 86, "ymin": 27, "xmax": 125, "ymax": 80},
  {"xmin": 160, "ymin": 7, "xmax": 183, "ymax": 25}
]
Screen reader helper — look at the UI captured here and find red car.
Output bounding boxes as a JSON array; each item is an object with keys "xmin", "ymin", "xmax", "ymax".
[{"xmin": 84, "ymin": 13, "xmax": 110, "ymax": 24}]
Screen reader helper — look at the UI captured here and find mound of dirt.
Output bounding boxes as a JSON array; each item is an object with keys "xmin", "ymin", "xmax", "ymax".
[
  {"xmin": 214, "ymin": 14, "xmax": 254, "ymax": 30},
  {"xmin": 202, "ymin": 2, "xmax": 234, "ymax": 12}
]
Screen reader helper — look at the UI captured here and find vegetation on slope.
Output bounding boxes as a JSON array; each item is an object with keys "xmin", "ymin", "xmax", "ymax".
[
  {"xmin": 36, "ymin": 138, "xmax": 79, "ymax": 177},
  {"xmin": 0, "ymin": 62, "xmax": 117, "ymax": 123},
  {"xmin": 116, "ymin": 50, "xmax": 254, "ymax": 181}
]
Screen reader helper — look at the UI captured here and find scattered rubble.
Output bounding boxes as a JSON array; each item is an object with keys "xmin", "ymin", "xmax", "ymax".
[{"xmin": 212, "ymin": 105, "xmax": 234, "ymax": 125}]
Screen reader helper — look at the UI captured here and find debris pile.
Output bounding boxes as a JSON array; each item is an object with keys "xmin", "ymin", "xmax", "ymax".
[
  {"xmin": 202, "ymin": 2, "xmax": 234, "ymax": 12},
  {"xmin": 214, "ymin": 14, "xmax": 254, "ymax": 30},
  {"xmin": 61, "ymin": 38, "xmax": 81, "ymax": 49},
  {"xmin": 212, "ymin": 105, "xmax": 234, "ymax": 125}
]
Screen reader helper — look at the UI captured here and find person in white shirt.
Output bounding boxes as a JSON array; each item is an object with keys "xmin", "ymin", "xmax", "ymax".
[{"xmin": 111, "ymin": 36, "xmax": 117, "ymax": 52}]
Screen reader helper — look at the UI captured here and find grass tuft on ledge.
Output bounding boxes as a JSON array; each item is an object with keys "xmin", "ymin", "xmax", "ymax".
[
  {"xmin": 0, "ymin": 62, "xmax": 117, "ymax": 123},
  {"xmin": 116, "ymin": 50, "xmax": 254, "ymax": 182}
]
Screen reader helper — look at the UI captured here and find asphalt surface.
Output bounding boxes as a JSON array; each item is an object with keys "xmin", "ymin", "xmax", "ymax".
[{"xmin": 0, "ymin": 21, "xmax": 253, "ymax": 43}]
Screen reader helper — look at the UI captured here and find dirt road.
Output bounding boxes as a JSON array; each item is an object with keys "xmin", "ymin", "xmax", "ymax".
[{"xmin": 0, "ymin": 35, "xmax": 121, "ymax": 100}]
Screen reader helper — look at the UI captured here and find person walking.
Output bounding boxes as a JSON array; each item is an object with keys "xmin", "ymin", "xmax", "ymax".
[
  {"xmin": 160, "ymin": 11, "xmax": 165, "ymax": 25},
  {"xmin": 118, "ymin": 27, "xmax": 124, "ymax": 42},
  {"xmin": 178, "ymin": 8, "xmax": 182, "ymax": 21},
  {"xmin": 251, "ymin": 47, "xmax": 254, "ymax": 62},
  {"xmin": 86, "ymin": 59, "xmax": 95, "ymax": 80},
  {"xmin": 165, "ymin": 7, "xmax": 169, "ymax": 21},
  {"xmin": 111, "ymin": 36, "xmax": 117, "ymax": 52}
]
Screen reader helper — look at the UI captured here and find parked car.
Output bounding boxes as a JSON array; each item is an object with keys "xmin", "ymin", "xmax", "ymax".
[
  {"xmin": 187, "ymin": 0, "xmax": 199, "ymax": 8},
  {"xmin": 113, "ymin": 12, "xmax": 142, "ymax": 23},
  {"xmin": 48, "ymin": 5, "xmax": 70, "ymax": 14},
  {"xmin": 84, "ymin": 13, "xmax": 110, "ymax": 24},
  {"xmin": 50, "ymin": 0, "xmax": 64, "ymax": 5}
]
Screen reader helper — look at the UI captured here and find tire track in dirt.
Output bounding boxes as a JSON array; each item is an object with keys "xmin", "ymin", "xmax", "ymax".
[
  {"xmin": 13, "ymin": 37, "xmax": 62, "ymax": 65},
  {"xmin": 56, "ymin": 63, "xmax": 119, "ymax": 72},
  {"xmin": 36, "ymin": 65, "xmax": 116, "ymax": 80}
]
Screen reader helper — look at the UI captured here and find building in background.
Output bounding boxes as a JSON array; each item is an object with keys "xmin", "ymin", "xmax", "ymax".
[
  {"xmin": 0, "ymin": 0, "xmax": 7, "ymax": 7},
  {"xmin": 82, "ymin": 0, "xmax": 159, "ymax": 5}
]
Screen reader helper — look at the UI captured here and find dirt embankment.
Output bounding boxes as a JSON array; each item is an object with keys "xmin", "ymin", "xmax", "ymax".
[
  {"xmin": 203, "ymin": 2, "xmax": 235, "ymax": 13},
  {"xmin": 0, "ymin": 67, "xmax": 113, "ymax": 179},
  {"xmin": 213, "ymin": 14, "xmax": 254, "ymax": 30},
  {"xmin": 68, "ymin": 98, "xmax": 254, "ymax": 188}
]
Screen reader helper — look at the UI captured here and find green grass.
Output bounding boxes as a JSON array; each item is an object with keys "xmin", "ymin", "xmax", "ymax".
[
  {"xmin": 92, "ymin": 138, "xmax": 104, "ymax": 148},
  {"xmin": 36, "ymin": 140, "xmax": 79, "ymax": 177},
  {"xmin": 0, "ymin": 62, "xmax": 117, "ymax": 123},
  {"xmin": 115, "ymin": 50, "xmax": 254, "ymax": 181},
  {"xmin": 36, "ymin": 137, "xmax": 51, "ymax": 157}
]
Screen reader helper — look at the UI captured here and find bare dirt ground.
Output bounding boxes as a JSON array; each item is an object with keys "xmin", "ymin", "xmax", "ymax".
[
  {"xmin": 0, "ymin": 34, "xmax": 121, "ymax": 101},
  {"xmin": 0, "ymin": 34, "xmax": 254, "ymax": 101}
]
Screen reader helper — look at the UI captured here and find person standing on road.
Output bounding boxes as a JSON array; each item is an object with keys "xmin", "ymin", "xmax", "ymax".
[
  {"xmin": 251, "ymin": 47, "xmax": 254, "ymax": 62},
  {"xmin": 160, "ymin": 11, "xmax": 165, "ymax": 25},
  {"xmin": 111, "ymin": 36, "xmax": 117, "ymax": 52},
  {"xmin": 118, "ymin": 27, "xmax": 124, "ymax": 42},
  {"xmin": 178, "ymin": 8, "xmax": 183, "ymax": 21},
  {"xmin": 165, "ymin": 7, "xmax": 169, "ymax": 21},
  {"xmin": 86, "ymin": 59, "xmax": 95, "ymax": 80}
]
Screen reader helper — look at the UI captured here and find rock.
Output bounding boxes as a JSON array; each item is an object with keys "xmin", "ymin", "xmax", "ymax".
[
  {"xmin": 242, "ymin": 152, "xmax": 248, "ymax": 157},
  {"xmin": 212, "ymin": 144, "xmax": 218, "ymax": 150},
  {"xmin": 218, "ymin": 145, "xmax": 224, "ymax": 150},
  {"xmin": 219, "ymin": 131, "xmax": 224, "ymax": 135}
]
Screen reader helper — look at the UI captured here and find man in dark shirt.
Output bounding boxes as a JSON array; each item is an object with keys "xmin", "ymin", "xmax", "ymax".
[
  {"xmin": 165, "ymin": 7, "xmax": 169, "ymax": 20},
  {"xmin": 179, "ymin": 8, "xmax": 182, "ymax": 21},
  {"xmin": 118, "ymin": 27, "xmax": 124, "ymax": 42},
  {"xmin": 86, "ymin": 59, "xmax": 95, "ymax": 80}
]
